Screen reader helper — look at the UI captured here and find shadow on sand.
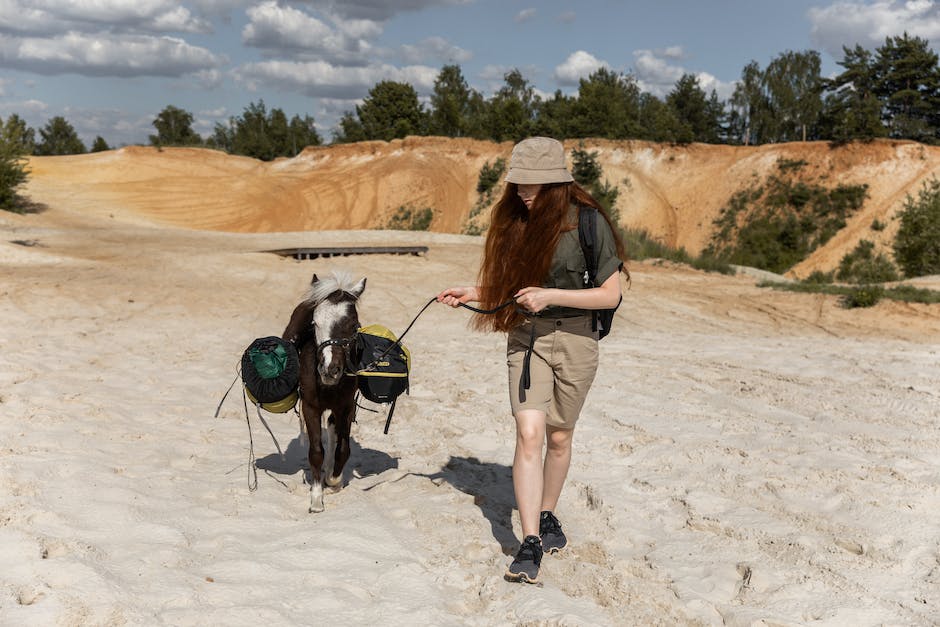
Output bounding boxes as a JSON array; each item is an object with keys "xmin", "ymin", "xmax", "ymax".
[
  {"xmin": 256, "ymin": 437, "xmax": 399, "ymax": 486},
  {"xmin": 424, "ymin": 456, "xmax": 519, "ymax": 553}
]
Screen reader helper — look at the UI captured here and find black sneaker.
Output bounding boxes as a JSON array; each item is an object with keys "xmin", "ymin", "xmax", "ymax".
[
  {"xmin": 505, "ymin": 535, "xmax": 542, "ymax": 583},
  {"xmin": 539, "ymin": 510, "xmax": 567, "ymax": 553}
]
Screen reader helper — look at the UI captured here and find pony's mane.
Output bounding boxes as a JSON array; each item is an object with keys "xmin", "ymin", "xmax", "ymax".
[{"xmin": 304, "ymin": 270, "xmax": 362, "ymax": 305}]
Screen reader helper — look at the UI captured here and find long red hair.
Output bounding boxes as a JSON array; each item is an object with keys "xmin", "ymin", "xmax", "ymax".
[{"xmin": 473, "ymin": 181, "xmax": 627, "ymax": 332}]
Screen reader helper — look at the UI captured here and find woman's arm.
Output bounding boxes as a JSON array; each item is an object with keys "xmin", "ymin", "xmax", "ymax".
[
  {"xmin": 436, "ymin": 285, "xmax": 481, "ymax": 308},
  {"xmin": 514, "ymin": 271, "xmax": 621, "ymax": 313}
]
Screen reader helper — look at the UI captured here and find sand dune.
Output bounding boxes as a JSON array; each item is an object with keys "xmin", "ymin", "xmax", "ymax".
[{"xmin": 1, "ymin": 144, "xmax": 940, "ymax": 625}]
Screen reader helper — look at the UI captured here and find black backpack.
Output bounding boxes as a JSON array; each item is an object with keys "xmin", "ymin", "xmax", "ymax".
[{"xmin": 578, "ymin": 206, "xmax": 622, "ymax": 340}]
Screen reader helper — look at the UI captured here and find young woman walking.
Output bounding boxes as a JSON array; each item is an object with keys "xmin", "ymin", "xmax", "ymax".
[{"xmin": 437, "ymin": 136, "xmax": 626, "ymax": 583}]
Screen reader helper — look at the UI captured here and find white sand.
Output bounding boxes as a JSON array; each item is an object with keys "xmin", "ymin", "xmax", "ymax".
[{"xmin": 2, "ymin": 208, "xmax": 940, "ymax": 626}]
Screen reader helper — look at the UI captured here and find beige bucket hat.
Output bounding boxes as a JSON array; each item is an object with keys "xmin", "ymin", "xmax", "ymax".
[{"xmin": 504, "ymin": 136, "xmax": 574, "ymax": 185}]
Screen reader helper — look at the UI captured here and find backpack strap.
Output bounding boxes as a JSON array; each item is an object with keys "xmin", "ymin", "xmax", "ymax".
[{"xmin": 578, "ymin": 206, "xmax": 600, "ymax": 333}]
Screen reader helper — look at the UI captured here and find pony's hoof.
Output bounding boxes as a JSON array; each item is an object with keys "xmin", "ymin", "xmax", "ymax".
[
  {"xmin": 325, "ymin": 474, "xmax": 343, "ymax": 489},
  {"xmin": 309, "ymin": 483, "xmax": 324, "ymax": 513}
]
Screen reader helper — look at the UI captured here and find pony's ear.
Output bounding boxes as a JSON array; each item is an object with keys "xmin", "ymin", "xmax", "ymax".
[
  {"xmin": 310, "ymin": 273, "xmax": 319, "ymax": 285},
  {"xmin": 350, "ymin": 276, "xmax": 366, "ymax": 298}
]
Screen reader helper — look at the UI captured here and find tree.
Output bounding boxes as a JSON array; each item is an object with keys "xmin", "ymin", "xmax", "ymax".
[
  {"xmin": 762, "ymin": 50, "xmax": 823, "ymax": 142},
  {"xmin": 532, "ymin": 90, "xmax": 574, "ymax": 138},
  {"xmin": 35, "ymin": 116, "xmax": 85, "ymax": 155},
  {"xmin": 872, "ymin": 33, "xmax": 940, "ymax": 142},
  {"xmin": 667, "ymin": 73, "xmax": 722, "ymax": 143},
  {"xmin": 333, "ymin": 112, "xmax": 367, "ymax": 144},
  {"xmin": 222, "ymin": 101, "xmax": 320, "ymax": 159},
  {"xmin": 429, "ymin": 64, "xmax": 472, "ymax": 137},
  {"xmin": 150, "ymin": 105, "xmax": 201, "ymax": 146},
  {"xmin": 637, "ymin": 93, "xmax": 683, "ymax": 142},
  {"xmin": 820, "ymin": 45, "xmax": 886, "ymax": 142},
  {"xmin": 287, "ymin": 114, "xmax": 321, "ymax": 154},
  {"xmin": 355, "ymin": 81, "xmax": 425, "ymax": 141},
  {"xmin": 0, "ymin": 115, "xmax": 29, "ymax": 212},
  {"xmin": 894, "ymin": 178, "xmax": 940, "ymax": 277},
  {"xmin": 485, "ymin": 69, "xmax": 537, "ymax": 142},
  {"xmin": 566, "ymin": 68, "xmax": 641, "ymax": 139},
  {"xmin": 90, "ymin": 136, "xmax": 111, "ymax": 152},
  {"xmin": 1, "ymin": 114, "xmax": 36, "ymax": 155},
  {"xmin": 729, "ymin": 61, "xmax": 767, "ymax": 145}
]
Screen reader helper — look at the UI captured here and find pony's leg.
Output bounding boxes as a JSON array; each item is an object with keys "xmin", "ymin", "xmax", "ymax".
[
  {"xmin": 301, "ymin": 400, "xmax": 325, "ymax": 513},
  {"xmin": 326, "ymin": 407, "xmax": 352, "ymax": 489},
  {"xmin": 298, "ymin": 412, "xmax": 309, "ymax": 450},
  {"xmin": 322, "ymin": 410, "xmax": 336, "ymax": 486}
]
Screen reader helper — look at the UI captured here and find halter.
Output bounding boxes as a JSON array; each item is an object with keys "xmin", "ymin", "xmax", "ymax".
[{"xmin": 315, "ymin": 335, "xmax": 359, "ymax": 377}]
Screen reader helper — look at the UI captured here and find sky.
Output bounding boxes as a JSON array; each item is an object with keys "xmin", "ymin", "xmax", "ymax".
[{"xmin": 2, "ymin": 0, "xmax": 940, "ymax": 146}]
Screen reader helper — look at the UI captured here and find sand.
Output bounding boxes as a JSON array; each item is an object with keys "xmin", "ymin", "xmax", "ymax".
[{"xmin": 2, "ymin": 153, "xmax": 940, "ymax": 625}]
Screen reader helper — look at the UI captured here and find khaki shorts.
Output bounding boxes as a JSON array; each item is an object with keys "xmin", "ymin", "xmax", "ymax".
[{"xmin": 507, "ymin": 316, "xmax": 599, "ymax": 429}]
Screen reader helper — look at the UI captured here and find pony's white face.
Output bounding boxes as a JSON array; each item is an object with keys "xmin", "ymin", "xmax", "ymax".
[
  {"xmin": 314, "ymin": 299, "xmax": 356, "ymax": 386},
  {"xmin": 307, "ymin": 272, "xmax": 366, "ymax": 386}
]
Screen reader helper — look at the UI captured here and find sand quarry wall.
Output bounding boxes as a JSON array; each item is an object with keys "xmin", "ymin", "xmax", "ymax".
[{"xmin": 23, "ymin": 136, "xmax": 940, "ymax": 277}]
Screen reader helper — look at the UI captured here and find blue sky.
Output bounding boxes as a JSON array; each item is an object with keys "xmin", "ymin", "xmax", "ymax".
[{"xmin": 1, "ymin": 0, "xmax": 938, "ymax": 146}]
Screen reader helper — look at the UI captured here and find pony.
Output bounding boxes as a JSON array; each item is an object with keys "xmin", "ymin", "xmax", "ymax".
[{"xmin": 282, "ymin": 271, "xmax": 366, "ymax": 513}]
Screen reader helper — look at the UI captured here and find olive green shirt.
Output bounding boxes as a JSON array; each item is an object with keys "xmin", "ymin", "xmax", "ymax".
[{"xmin": 541, "ymin": 206, "xmax": 622, "ymax": 318}]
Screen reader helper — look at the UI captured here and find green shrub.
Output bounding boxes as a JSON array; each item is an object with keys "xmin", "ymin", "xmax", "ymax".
[
  {"xmin": 707, "ymin": 174, "xmax": 869, "ymax": 274},
  {"xmin": 894, "ymin": 178, "xmax": 940, "ymax": 277},
  {"xmin": 622, "ymin": 227, "xmax": 734, "ymax": 274},
  {"xmin": 841, "ymin": 285, "xmax": 884, "ymax": 308},
  {"xmin": 0, "ymin": 137, "xmax": 29, "ymax": 213},
  {"xmin": 777, "ymin": 158, "xmax": 808, "ymax": 172},
  {"xmin": 803, "ymin": 270, "xmax": 835, "ymax": 284},
  {"xmin": 386, "ymin": 206, "xmax": 433, "ymax": 231},
  {"xmin": 836, "ymin": 240, "xmax": 899, "ymax": 283},
  {"xmin": 476, "ymin": 158, "xmax": 506, "ymax": 194},
  {"xmin": 871, "ymin": 218, "xmax": 885, "ymax": 231}
]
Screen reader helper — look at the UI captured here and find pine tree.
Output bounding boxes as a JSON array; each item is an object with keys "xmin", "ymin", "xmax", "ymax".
[
  {"xmin": 150, "ymin": 105, "xmax": 201, "ymax": 146},
  {"xmin": 90, "ymin": 136, "xmax": 111, "ymax": 152},
  {"xmin": 568, "ymin": 68, "xmax": 641, "ymax": 139},
  {"xmin": 35, "ymin": 116, "xmax": 86, "ymax": 155},
  {"xmin": 429, "ymin": 64, "xmax": 472, "ymax": 137},
  {"xmin": 354, "ymin": 81, "xmax": 425, "ymax": 141},
  {"xmin": 872, "ymin": 33, "xmax": 940, "ymax": 142}
]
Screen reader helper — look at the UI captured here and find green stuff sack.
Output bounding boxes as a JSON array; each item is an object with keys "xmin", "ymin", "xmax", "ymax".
[
  {"xmin": 241, "ymin": 336, "xmax": 300, "ymax": 413},
  {"xmin": 356, "ymin": 324, "xmax": 410, "ymax": 404}
]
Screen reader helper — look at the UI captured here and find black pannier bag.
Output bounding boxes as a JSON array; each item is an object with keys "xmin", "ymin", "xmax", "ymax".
[
  {"xmin": 240, "ymin": 336, "xmax": 300, "ymax": 413},
  {"xmin": 355, "ymin": 324, "xmax": 410, "ymax": 433}
]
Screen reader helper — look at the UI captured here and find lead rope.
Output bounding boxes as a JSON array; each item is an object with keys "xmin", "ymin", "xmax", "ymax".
[{"xmin": 214, "ymin": 363, "xmax": 286, "ymax": 491}]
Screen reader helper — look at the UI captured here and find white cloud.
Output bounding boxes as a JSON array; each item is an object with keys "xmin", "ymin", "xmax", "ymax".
[
  {"xmin": 0, "ymin": 32, "xmax": 226, "ymax": 77},
  {"xmin": 633, "ymin": 48, "xmax": 734, "ymax": 98},
  {"xmin": 515, "ymin": 8, "xmax": 536, "ymax": 23},
  {"xmin": 808, "ymin": 0, "xmax": 940, "ymax": 57},
  {"xmin": 553, "ymin": 50, "xmax": 608, "ymax": 85},
  {"xmin": 658, "ymin": 45, "xmax": 685, "ymax": 60},
  {"xmin": 0, "ymin": 0, "xmax": 211, "ymax": 35},
  {"xmin": 633, "ymin": 48, "xmax": 686, "ymax": 94},
  {"xmin": 398, "ymin": 36, "xmax": 471, "ymax": 64},
  {"xmin": 242, "ymin": 1, "xmax": 379, "ymax": 62},
  {"xmin": 294, "ymin": 0, "xmax": 473, "ymax": 21},
  {"xmin": 233, "ymin": 59, "xmax": 438, "ymax": 99}
]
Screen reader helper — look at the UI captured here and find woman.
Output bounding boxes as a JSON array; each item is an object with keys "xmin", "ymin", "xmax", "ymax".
[{"xmin": 437, "ymin": 136, "xmax": 626, "ymax": 584}]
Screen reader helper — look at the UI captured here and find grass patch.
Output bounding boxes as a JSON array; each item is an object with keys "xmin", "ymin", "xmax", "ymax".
[
  {"xmin": 758, "ymin": 280, "xmax": 940, "ymax": 307},
  {"xmin": 385, "ymin": 206, "xmax": 434, "ymax": 231},
  {"xmin": 623, "ymin": 227, "xmax": 735, "ymax": 275}
]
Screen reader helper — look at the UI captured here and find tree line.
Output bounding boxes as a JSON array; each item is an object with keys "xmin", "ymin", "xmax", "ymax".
[{"xmin": 4, "ymin": 32, "xmax": 940, "ymax": 209}]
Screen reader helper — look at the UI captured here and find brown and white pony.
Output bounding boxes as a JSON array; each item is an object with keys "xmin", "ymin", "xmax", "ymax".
[{"xmin": 282, "ymin": 271, "xmax": 365, "ymax": 512}]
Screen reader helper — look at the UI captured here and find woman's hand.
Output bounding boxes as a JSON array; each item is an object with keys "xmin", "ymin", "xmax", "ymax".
[
  {"xmin": 436, "ymin": 286, "xmax": 480, "ymax": 308},
  {"xmin": 514, "ymin": 286, "xmax": 555, "ymax": 313}
]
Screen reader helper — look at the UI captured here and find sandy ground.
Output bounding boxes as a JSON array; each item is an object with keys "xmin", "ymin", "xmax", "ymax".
[{"xmin": 2, "ymin": 202, "xmax": 940, "ymax": 626}]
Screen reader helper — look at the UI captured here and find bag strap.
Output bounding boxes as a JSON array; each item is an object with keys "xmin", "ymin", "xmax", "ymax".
[{"xmin": 578, "ymin": 205, "xmax": 600, "ymax": 332}]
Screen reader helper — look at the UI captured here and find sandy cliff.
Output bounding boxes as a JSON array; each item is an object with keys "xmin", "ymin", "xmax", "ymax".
[{"xmin": 22, "ymin": 137, "xmax": 940, "ymax": 277}]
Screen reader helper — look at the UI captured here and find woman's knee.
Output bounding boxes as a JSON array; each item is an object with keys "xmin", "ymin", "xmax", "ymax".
[
  {"xmin": 546, "ymin": 426, "xmax": 573, "ymax": 454},
  {"xmin": 514, "ymin": 411, "xmax": 546, "ymax": 448}
]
